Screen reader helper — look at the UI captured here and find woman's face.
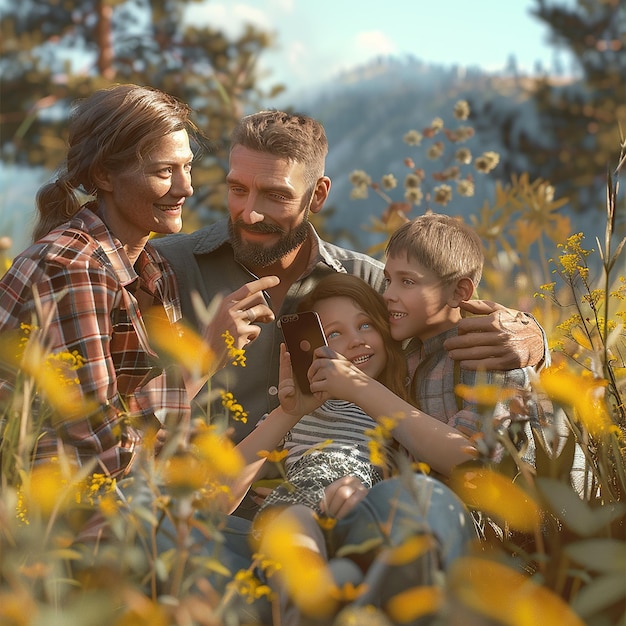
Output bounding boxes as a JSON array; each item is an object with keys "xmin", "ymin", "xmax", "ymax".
[
  {"xmin": 314, "ymin": 295, "xmax": 387, "ymax": 381},
  {"xmin": 98, "ymin": 129, "xmax": 194, "ymax": 246}
]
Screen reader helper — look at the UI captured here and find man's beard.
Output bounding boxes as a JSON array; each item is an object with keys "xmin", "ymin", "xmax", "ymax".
[{"xmin": 228, "ymin": 212, "xmax": 311, "ymax": 268}]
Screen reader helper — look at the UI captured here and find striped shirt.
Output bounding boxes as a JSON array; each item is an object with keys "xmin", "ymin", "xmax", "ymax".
[
  {"xmin": 283, "ymin": 399, "xmax": 392, "ymax": 474},
  {"xmin": 0, "ymin": 205, "xmax": 190, "ymax": 477}
]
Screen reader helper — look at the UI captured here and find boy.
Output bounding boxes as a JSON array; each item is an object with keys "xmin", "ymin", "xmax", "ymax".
[{"xmin": 383, "ymin": 213, "xmax": 553, "ymax": 457}]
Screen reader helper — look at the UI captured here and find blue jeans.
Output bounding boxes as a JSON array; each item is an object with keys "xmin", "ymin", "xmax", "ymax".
[{"xmin": 333, "ymin": 472, "xmax": 477, "ymax": 570}]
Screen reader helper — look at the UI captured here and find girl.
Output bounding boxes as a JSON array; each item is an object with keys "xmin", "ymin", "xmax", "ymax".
[{"xmin": 235, "ymin": 274, "xmax": 476, "ymax": 624}]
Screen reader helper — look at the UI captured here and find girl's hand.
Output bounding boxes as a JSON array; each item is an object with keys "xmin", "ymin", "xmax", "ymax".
[
  {"xmin": 320, "ymin": 475, "xmax": 369, "ymax": 519},
  {"xmin": 308, "ymin": 346, "xmax": 372, "ymax": 404},
  {"xmin": 278, "ymin": 343, "xmax": 321, "ymax": 417}
]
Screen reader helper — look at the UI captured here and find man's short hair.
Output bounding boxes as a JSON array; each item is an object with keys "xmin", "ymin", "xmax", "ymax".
[{"xmin": 230, "ymin": 110, "xmax": 328, "ymax": 187}]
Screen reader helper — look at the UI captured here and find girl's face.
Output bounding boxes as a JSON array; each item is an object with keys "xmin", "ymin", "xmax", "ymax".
[{"xmin": 313, "ymin": 296, "xmax": 387, "ymax": 380}]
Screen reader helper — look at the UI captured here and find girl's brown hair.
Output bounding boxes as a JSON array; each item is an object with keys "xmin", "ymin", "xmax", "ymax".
[{"xmin": 297, "ymin": 273, "xmax": 410, "ymax": 403}]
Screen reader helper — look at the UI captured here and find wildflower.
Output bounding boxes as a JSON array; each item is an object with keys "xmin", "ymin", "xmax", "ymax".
[
  {"xmin": 456, "ymin": 179, "xmax": 475, "ymax": 197},
  {"xmin": 448, "ymin": 557, "xmax": 586, "ymax": 626},
  {"xmin": 257, "ymin": 511, "xmax": 338, "ymax": 618},
  {"xmin": 426, "ymin": 142, "xmax": 444, "ymax": 160},
  {"xmin": 193, "ymin": 424, "xmax": 244, "ymax": 478},
  {"xmin": 349, "ymin": 170, "xmax": 372, "ymax": 186},
  {"xmin": 539, "ymin": 365, "xmax": 612, "ymax": 438},
  {"xmin": 433, "ymin": 184, "xmax": 452, "ymax": 206},
  {"xmin": 404, "ymin": 172, "xmax": 423, "ymax": 188},
  {"xmin": 453, "ymin": 99, "xmax": 470, "ymax": 120},
  {"xmin": 146, "ymin": 313, "xmax": 216, "ymax": 376},
  {"xmin": 258, "ymin": 448, "xmax": 289, "ymax": 463},
  {"xmin": 449, "ymin": 467, "xmax": 541, "ymax": 533},
  {"xmin": 386, "ymin": 586, "xmax": 443, "ymax": 624},
  {"xmin": 222, "ymin": 330, "xmax": 246, "ymax": 366},
  {"xmin": 430, "ymin": 117, "xmax": 444, "ymax": 132},
  {"xmin": 404, "ymin": 188, "xmax": 423, "ymax": 206},
  {"xmin": 350, "ymin": 184, "xmax": 369, "ymax": 200},
  {"xmin": 315, "ymin": 513, "xmax": 338, "ymax": 531},
  {"xmin": 380, "ymin": 174, "xmax": 397, "ymax": 190},
  {"xmin": 474, "ymin": 151, "xmax": 500, "ymax": 173},
  {"xmin": 229, "ymin": 569, "xmax": 273, "ymax": 604},
  {"xmin": 455, "ymin": 147, "xmax": 472, "ymax": 164},
  {"xmin": 403, "ymin": 130, "xmax": 423, "ymax": 146},
  {"xmin": 220, "ymin": 390, "xmax": 248, "ymax": 423}
]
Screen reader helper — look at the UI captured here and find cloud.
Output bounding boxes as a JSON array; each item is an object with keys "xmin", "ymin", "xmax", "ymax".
[
  {"xmin": 354, "ymin": 30, "xmax": 397, "ymax": 56},
  {"xmin": 183, "ymin": 2, "xmax": 276, "ymax": 37}
]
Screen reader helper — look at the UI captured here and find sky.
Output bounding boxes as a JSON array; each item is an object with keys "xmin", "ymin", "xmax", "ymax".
[{"xmin": 184, "ymin": 0, "xmax": 573, "ymax": 97}]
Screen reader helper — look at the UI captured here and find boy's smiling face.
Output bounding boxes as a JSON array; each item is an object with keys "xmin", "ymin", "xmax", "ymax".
[{"xmin": 383, "ymin": 253, "xmax": 464, "ymax": 342}]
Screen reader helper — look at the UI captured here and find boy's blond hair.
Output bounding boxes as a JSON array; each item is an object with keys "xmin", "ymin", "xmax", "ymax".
[{"xmin": 385, "ymin": 213, "xmax": 484, "ymax": 287}]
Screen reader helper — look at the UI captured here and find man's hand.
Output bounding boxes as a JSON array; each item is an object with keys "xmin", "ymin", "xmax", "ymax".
[
  {"xmin": 320, "ymin": 476, "xmax": 369, "ymax": 519},
  {"xmin": 444, "ymin": 300, "xmax": 545, "ymax": 370},
  {"xmin": 202, "ymin": 275, "xmax": 279, "ymax": 370}
]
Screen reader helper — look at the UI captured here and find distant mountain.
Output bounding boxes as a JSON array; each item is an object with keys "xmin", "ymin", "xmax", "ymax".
[{"xmin": 284, "ymin": 56, "xmax": 603, "ymax": 254}]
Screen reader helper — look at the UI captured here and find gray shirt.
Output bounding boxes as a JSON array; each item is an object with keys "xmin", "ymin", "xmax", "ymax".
[{"xmin": 152, "ymin": 218, "xmax": 384, "ymax": 442}]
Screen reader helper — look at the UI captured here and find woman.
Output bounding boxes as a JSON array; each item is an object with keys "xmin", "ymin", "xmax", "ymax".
[{"xmin": 0, "ymin": 83, "xmax": 276, "ymax": 478}]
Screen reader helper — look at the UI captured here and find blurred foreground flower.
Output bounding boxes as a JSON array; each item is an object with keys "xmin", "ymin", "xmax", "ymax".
[
  {"xmin": 449, "ymin": 466, "xmax": 540, "ymax": 533},
  {"xmin": 255, "ymin": 510, "xmax": 338, "ymax": 619},
  {"xmin": 448, "ymin": 557, "xmax": 585, "ymax": 626}
]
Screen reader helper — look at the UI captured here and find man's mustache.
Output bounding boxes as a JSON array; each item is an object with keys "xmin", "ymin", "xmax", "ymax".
[{"xmin": 234, "ymin": 220, "xmax": 285, "ymax": 235}]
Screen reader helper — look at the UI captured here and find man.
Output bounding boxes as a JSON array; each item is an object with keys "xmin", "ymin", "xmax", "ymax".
[{"xmin": 152, "ymin": 110, "xmax": 544, "ymax": 513}]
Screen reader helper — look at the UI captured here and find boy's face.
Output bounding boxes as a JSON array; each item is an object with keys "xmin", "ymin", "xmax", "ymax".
[{"xmin": 383, "ymin": 253, "xmax": 462, "ymax": 342}]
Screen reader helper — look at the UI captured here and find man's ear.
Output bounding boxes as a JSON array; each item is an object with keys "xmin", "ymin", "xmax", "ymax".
[
  {"xmin": 448, "ymin": 277, "xmax": 475, "ymax": 307},
  {"xmin": 309, "ymin": 176, "xmax": 331, "ymax": 215}
]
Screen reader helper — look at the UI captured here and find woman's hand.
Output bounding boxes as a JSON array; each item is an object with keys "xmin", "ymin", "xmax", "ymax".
[{"xmin": 320, "ymin": 476, "xmax": 369, "ymax": 519}]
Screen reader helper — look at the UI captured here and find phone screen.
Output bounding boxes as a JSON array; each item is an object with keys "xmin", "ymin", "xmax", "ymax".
[{"xmin": 279, "ymin": 311, "xmax": 328, "ymax": 394}]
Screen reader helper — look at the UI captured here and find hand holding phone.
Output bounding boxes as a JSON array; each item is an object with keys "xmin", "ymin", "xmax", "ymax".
[{"xmin": 279, "ymin": 311, "xmax": 328, "ymax": 394}]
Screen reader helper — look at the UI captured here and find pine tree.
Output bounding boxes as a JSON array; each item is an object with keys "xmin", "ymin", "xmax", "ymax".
[
  {"xmin": 0, "ymin": 0, "xmax": 284, "ymax": 222},
  {"xmin": 474, "ymin": 0, "xmax": 626, "ymax": 214}
]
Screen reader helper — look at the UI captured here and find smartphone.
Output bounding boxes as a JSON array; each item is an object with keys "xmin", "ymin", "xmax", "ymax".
[{"xmin": 279, "ymin": 311, "xmax": 328, "ymax": 394}]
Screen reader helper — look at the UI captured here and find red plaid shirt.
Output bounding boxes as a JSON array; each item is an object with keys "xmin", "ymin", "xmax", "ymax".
[{"xmin": 0, "ymin": 206, "xmax": 190, "ymax": 477}]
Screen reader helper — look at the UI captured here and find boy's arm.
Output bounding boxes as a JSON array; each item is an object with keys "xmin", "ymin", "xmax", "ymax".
[
  {"xmin": 308, "ymin": 351, "xmax": 476, "ymax": 477},
  {"xmin": 444, "ymin": 300, "xmax": 547, "ymax": 370}
]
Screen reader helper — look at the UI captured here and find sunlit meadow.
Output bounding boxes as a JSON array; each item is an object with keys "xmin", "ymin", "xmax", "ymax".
[{"xmin": 0, "ymin": 103, "xmax": 624, "ymax": 625}]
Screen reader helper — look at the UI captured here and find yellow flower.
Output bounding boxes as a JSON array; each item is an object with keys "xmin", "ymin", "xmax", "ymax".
[
  {"xmin": 222, "ymin": 330, "xmax": 246, "ymax": 366},
  {"xmin": 258, "ymin": 511, "xmax": 338, "ymax": 619},
  {"xmin": 315, "ymin": 513, "xmax": 338, "ymax": 531},
  {"xmin": 386, "ymin": 586, "xmax": 443, "ymax": 623},
  {"xmin": 146, "ymin": 311, "xmax": 216, "ymax": 377},
  {"xmin": 449, "ymin": 467, "xmax": 541, "ymax": 533},
  {"xmin": 258, "ymin": 448, "xmax": 289, "ymax": 463},
  {"xmin": 193, "ymin": 425, "xmax": 244, "ymax": 478},
  {"xmin": 229, "ymin": 569, "xmax": 273, "ymax": 604},
  {"xmin": 455, "ymin": 383, "xmax": 517, "ymax": 408},
  {"xmin": 539, "ymin": 365, "xmax": 612, "ymax": 438},
  {"xmin": 448, "ymin": 557, "xmax": 585, "ymax": 626},
  {"xmin": 220, "ymin": 390, "xmax": 248, "ymax": 422}
]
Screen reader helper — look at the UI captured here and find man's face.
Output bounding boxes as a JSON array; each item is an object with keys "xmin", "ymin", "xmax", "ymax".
[{"xmin": 226, "ymin": 145, "xmax": 314, "ymax": 268}]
